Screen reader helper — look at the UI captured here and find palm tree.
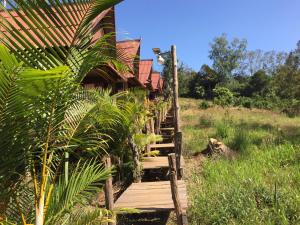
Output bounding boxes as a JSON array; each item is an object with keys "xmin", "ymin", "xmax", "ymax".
[
  {"xmin": 0, "ymin": 44, "xmax": 128, "ymax": 224},
  {"xmin": 0, "ymin": 0, "xmax": 130, "ymax": 224}
]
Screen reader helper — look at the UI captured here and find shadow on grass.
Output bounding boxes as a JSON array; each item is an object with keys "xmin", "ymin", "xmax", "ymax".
[{"xmin": 117, "ymin": 211, "xmax": 171, "ymax": 225}]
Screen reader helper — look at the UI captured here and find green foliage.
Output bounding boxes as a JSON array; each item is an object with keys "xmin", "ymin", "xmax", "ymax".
[
  {"xmin": 209, "ymin": 34, "xmax": 247, "ymax": 81},
  {"xmin": 246, "ymin": 70, "xmax": 270, "ymax": 96},
  {"xmin": 194, "ymin": 86, "xmax": 205, "ymax": 99},
  {"xmin": 45, "ymin": 160, "xmax": 112, "ymax": 224},
  {"xmin": 213, "ymin": 87, "xmax": 234, "ymax": 107},
  {"xmin": 198, "ymin": 100, "xmax": 212, "ymax": 110},
  {"xmin": 178, "ymin": 64, "xmax": 197, "ymax": 97}
]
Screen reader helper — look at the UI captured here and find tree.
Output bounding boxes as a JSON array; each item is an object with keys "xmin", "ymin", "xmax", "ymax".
[
  {"xmin": 161, "ymin": 53, "xmax": 173, "ymax": 99},
  {"xmin": 209, "ymin": 34, "xmax": 247, "ymax": 81},
  {"xmin": 240, "ymin": 50, "xmax": 288, "ymax": 76},
  {"xmin": 178, "ymin": 63, "xmax": 196, "ymax": 97},
  {"xmin": 189, "ymin": 65, "xmax": 220, "ymax": 99},
  {"xmin": 273, "ymin": 65, "xmax": 300, "ymax": 99},
  {"xmin": 245, "ymin": 70, "xmax": 270, "ymax": 96},
  {"xmin": 0, "ymin": 0, "xmax": 126, "ymax": 224},
  {"xmin": 0, "ymin": 44, "xmax": 127, "ymax": 224}
]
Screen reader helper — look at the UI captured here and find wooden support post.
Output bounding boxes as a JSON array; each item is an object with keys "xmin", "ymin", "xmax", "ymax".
[
  {"xmin": 150, "ymin": 118, "xmax": 155, "ymax": 134},
  {"xmin": 104, "ymin": 156, "xmax": 115, "ymax": 225},
  {"xmin": 155, "ymin": 111, "xmax": 161, "ymax": 134},
  {"xmin": 168, "ymin": 154, "xmax": 188, "ymax": 225},
  {"xmin": 175, "ymin": 131, "xmax": 183, "ymax": 179},
  {"xmin": 171, "ymin": 45, "xmax": 180, "ymax": 134},
  {"xmin": 145, "ymin": 121, "xmax": 151, "ymax": 154}
]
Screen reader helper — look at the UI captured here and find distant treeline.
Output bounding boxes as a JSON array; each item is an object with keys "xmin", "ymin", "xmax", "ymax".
[{"xmin": 162, "ymin": 34, "xmax": 300, "ymax": 116}]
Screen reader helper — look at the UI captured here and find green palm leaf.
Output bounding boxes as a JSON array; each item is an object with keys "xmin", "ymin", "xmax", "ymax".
[
  {"xmin": 45, "ymin": 160, "xmax": 112, "ymax": 225},
  {"xmin": 0, "ymin": 0, "xmax": 122, "ymax": 71}
]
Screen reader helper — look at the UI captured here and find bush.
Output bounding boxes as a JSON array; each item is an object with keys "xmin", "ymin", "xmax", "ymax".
[
  {"xmin": 213, "ymin": 87, "xmax": 234, "ymax": 107},
  {"xmin": 282, "ymin": 99, "xmax": 300, "ymax": 117},
  {"xmin": 234, "ymin": 96, "xmax": 278, "ymax": 110},
  {"xmin": 194, "ymin": 86, "xmax": 205, "ymax": 99},
  {"xmin": 199, "ymin": 100, "xmax": 211, "ymax": 110}
]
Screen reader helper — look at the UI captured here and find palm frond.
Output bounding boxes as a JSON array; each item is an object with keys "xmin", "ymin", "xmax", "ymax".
[
  {"xmin": 45, "ymin": 160, "xmax": 112, "ymax": 224},
  {"xmin": 0, "ymin": 0, "xmax": 122, "ymax": 71},
  {"xmin": 0, "ymin": 45, "xmax": 69, "ymax": 209}
]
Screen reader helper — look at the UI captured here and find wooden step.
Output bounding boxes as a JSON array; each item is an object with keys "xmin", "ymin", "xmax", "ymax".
[
  {"xmin": 114, "ymin": 181, "xmax": 187, "ymax": 213},
  {"xmin": 150, "ymin": 143, "xmax": 175, "ymax": 149},
  {"xmin": 160, "ymin": 127, "xmax": 175, "ymax": 131},
  {"xmin": 142, "ymin": 156, "xmax": 185, "ymax": 170}
]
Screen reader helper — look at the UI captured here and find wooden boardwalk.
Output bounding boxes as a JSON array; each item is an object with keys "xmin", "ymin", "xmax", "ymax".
[
  {"xmin": 114, "ymin": 181, "xmax": 187, "ymax": 212},
  {"xmin": 112, "ymin": 108, "xmax": 188, "ymax": 224},
  {"xmin": 103, "ymin": 46, "xmax": 187, "ymax": 224}
]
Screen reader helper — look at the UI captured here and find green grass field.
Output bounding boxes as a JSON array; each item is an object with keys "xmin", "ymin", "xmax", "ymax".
[{"xmin": 181, "ymin": 98, "xmax": 300, "ymax": 225}]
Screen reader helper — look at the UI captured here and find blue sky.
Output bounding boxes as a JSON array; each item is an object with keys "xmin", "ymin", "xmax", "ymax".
[{"xmin": 115, "ymin": 0, "xmax": 300, "ymax": 71}]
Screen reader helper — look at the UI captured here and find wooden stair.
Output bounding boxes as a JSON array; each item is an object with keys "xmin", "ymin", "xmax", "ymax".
[
  {"xmin": 114, "ymin": 181, "xmax": 187, "ymax": 213},
  {"xmin": 141, "ymin": 156, "xmax": 185, "ymax": 170},
  {"xmin": 111, "ymin": 105, "xmax": 188, "ymax": 224},
  {"xmin": 150, "ymin": 143, "xmax": 175, "ymax": 149}
]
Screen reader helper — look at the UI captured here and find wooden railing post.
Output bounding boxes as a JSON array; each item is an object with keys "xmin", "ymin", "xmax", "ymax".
[
  {"xmin": 104, "ymin": 156, "xmax": 115, "ymax": 225},
  {"xmin": 172, "ymin": 45, "xmax": 180, "ymax": 134},
  {"xmin": 168, "ymin": 153, "xmax": 188, "ymax": 225},
  {"xmin": 155, "ymin": 111, "xmax": 161, "ymax": 134},
  {"xmin": 175, "ymin": 131, "xmax": 183, "ymax": 179}
]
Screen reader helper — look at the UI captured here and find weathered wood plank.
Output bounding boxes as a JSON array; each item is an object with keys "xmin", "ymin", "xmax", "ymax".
[
  {"xmin": 114, "ymin": 181, "xmax": 187, "ymax": 213},
  {"xmin": 142, "ymin": 156, "xmax": 185, "ymax": 170},
  {"xmin": 160, "ymin": 127, "xmax": 175, "ymax": 131},
  {"xmin": 150, "ymin": 143, "xmax": 175, "ymax": 149}
]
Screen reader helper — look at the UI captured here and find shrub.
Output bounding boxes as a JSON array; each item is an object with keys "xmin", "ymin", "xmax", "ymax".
[
  {"xmin": 213, "ymin": 87, "xmax": 234, "ymax": 107},
  {"xmin": 282, "ymin": 99, "xmax": 300, "ymax": 117},
  {"xmin": 199, "ymin": 100, "xmax": 211, "ymax": 110},
  {"xmin": 194, "ymin": 86, "xmax": 205, "ymax": 99}
]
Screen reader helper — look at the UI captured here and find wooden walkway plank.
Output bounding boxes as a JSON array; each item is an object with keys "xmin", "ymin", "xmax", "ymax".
[
  {"xmin": 160, "ymin": 127, "xmax": 175, "ymax": 131},
  {"xmin": 114, "ymin": 181, "xmax": 187, "ymax": 212},
  {"xmin": 142, "ymin": 156, "xmax": 185, "ymax": 170},
  {"xmin": 150, "ymin": 143, "xmax": 175, "ymax": 149}
]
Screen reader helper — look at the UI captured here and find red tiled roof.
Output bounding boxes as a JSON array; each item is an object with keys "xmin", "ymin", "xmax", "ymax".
[
  {"xmin": 138, "ymin": 59, "xmax": 153, "ymax": 87},
  {"xmin": 0, "ymin": 5, "xmax": 112, "ymax": 48},
  {"xmin": 158, "ymin": 77, "xmax": 164, "ymax": 90},
  {"xmin": 116, "ymin": 39, "xmax": 140, "ymax": 79},
  {"xmin": 151, "ymin": 72, "xmax": 161, "ymax": 90}
]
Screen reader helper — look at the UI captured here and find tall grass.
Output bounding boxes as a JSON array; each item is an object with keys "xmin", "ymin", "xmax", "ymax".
[
  {"xmin": 230, "ymin": 126, "xmax": 251, "ymax": 152},
  {"xmin": 179, "ymin": 98, "xmax": 300, "ymax": 225},
  {"xmin": 188, "ymin": 144, "xmax": 300, "ymax": 225}
]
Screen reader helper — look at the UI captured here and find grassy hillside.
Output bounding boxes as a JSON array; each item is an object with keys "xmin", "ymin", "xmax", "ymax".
[{"xmin": 181, "ymin": 98, "xmax": 300, "ymax": 225}]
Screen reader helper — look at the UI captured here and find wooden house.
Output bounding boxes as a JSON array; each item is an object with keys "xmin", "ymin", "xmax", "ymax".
[{"xmin": 149, "ymin": 72, "xmax": 164, "ymax": 99}]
